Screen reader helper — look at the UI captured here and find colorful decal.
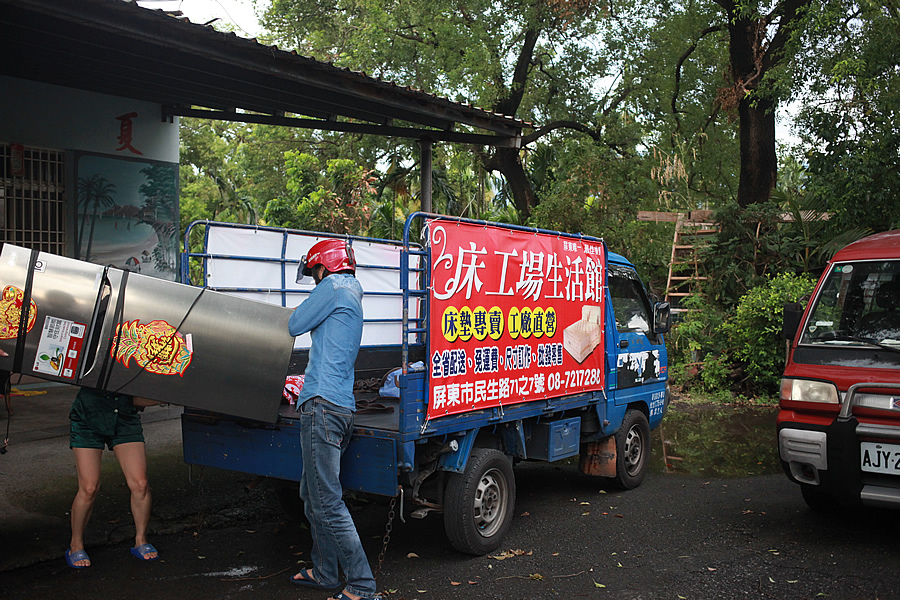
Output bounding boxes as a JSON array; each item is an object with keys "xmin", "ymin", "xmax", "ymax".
[
  {"xmin": 0, "ymin": 285, "xmax": 37, "ymax": 339},
  {"xmin": 33, "ymin": 316, "xmax": 87, "ymax": 379},
  {"xmin": 616, "ymin": 350, "xmax": 663, "ymax": 390},
  {"xmin": 112, "ymin": 319, "xmax": 193, "ymax": 376},
  {"xmin": 428, "ymin": 219, "xmax": 606, "ymax": 420}
]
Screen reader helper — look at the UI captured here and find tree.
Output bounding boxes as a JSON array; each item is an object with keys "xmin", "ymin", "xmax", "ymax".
[
  {"xmin": 650, "ymin": 0, "xmax": 812, "ymax": 208},
  {"xmin": 264, "ymin": 151, "xmax": 376, "ymax": 235},
  {"xmin": 262, "ymin": 0, "xmax": 622, "ymax": 217},
  {"xmin": 792, "ymin": 0, "xmax": 900, "ymax": 232}
]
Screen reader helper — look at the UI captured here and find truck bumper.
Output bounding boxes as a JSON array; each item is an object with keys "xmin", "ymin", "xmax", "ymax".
[{"xmin": 778, "ymin": 419, "xmax": 900, "ymax": 509}]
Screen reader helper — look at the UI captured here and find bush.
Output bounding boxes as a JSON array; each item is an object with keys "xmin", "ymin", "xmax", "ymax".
[
  {"xmin": 667, "ymin": 295, "xmax": 731, "ymax": 392},
  {"xmin": 720, "ymin": 272, "xmax": 816, "ymax": 395}
]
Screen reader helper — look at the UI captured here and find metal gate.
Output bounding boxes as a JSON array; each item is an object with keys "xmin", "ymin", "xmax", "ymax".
[{"xmin": 0, "ymin": 143, "xmax": 66, "ymax": 254}]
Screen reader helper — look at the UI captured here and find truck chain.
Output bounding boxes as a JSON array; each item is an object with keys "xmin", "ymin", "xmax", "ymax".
[{"xmin": 375, "ymin": 493, "xmax": 397, "ymax": 576}]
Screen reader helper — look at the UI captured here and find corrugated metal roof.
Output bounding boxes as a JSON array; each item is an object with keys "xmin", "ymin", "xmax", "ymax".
[{"xmin": 0, "ymin": 0, "xmax": 525, "ymax": 146}]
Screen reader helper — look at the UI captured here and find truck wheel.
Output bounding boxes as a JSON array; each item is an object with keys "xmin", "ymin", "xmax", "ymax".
[
  {"xmin": 801, "ymin": 485, "xmax": 836, "ymax": 512},
  {"xmin": 613, "ymin": 409, "xmax": 650, "ymax": 490},
  {"xmin": 443, "ymin": 448, "xmax": 516, "ymax": 555}
]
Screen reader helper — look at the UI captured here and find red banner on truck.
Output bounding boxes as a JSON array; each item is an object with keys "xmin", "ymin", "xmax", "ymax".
[{"xmin": 427, "ymin": 219, "xmax": 606, "ymax": 419}]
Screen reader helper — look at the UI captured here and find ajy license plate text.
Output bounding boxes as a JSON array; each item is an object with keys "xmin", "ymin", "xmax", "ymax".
[{"xmin": 861, "ymin": 442, "xmax": 900, "ymax": 474}]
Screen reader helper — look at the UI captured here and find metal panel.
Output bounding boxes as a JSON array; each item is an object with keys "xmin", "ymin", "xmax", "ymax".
[
  {"xmin": 81, "ymin": 269, "xmax": 294, "ymax": 423},
  {"xmin": 0, "ymin": 244, "xmax": 106, "ymax": 383},
  {"xmin": 182, "ymin": 414, "xmax": 400, "ymax": 496}
]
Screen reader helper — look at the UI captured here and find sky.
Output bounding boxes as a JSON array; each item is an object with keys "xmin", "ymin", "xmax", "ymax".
[{"xmin": 136, "ymin": 0, "xmax": 266, "ymax": 38}]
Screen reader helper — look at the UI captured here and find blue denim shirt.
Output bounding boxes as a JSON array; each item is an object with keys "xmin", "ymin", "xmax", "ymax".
[{"xmin": 288, "ymin": 273, "xmax": 363, "ymax": 411}]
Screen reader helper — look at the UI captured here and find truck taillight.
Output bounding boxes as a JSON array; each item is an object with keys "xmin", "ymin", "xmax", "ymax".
[{"xmin": 780, "ymin": 378, "xmax": 840, "ymax": 404}]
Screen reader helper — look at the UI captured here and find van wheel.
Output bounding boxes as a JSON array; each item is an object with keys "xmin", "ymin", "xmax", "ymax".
[
  {"xmin": 613, "ymin": 409, "xmax": 650, "ymax": 490},
  {"xmin": 443, "ymin": 448, "xmax": 515, "ymax": 555}
]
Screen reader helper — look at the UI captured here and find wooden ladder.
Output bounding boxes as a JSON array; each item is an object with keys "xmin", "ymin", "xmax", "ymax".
[{"xmin": 664, "ymin": 212, "xmax": 717, "ymax": 312}]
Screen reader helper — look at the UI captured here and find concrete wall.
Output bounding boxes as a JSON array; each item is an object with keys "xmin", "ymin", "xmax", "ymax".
[{"xmin": 0, "ymin": 76, "xmax": 178, "ymax": 162}]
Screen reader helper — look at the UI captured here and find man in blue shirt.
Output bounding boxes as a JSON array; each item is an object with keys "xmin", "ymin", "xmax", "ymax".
[{"xmin": 287, "ymin": 238, "xmax": 380, "ymax": 600}]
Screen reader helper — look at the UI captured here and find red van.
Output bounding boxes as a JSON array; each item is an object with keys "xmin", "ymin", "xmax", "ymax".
[{"xmin": 779, "ymin": 230, "xmax": 900, "ymax": 509}]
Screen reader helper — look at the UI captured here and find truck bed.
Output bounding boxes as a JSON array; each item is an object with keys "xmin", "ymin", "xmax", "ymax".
[{"xmin": 276, "ymin": 391, "xmax": 403, "ymax": 432}]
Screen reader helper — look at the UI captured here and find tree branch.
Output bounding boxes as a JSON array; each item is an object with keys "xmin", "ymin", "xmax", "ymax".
[{"xmin": 673, "ymin": 25, "xmax": 725, "ymax": 134}]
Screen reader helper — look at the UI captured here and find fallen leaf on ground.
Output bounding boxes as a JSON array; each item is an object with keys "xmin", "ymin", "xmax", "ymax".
[
  {"xmin": 490, "ymin": 549, "xmax": 532, "ymax": 560},
  {"xmin": 450, "ymin": 581, "xmax": 461, "ymax": 586},
  {"xmin": 594, "ymin": 581, "xmax": 606, "ymax": 588}
]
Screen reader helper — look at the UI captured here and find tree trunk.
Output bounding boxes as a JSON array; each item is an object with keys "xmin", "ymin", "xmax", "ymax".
[
  {"xmin": 737, "ymin": 94, "xmax": 777, "ymax": 207},
  {"xmin": 492, "ymin": 147, "xmax": 535, "ymax": 217}
]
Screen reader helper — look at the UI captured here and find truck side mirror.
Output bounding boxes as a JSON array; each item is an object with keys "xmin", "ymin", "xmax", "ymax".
[
  {"xmin": 653, "ymin": 301, "xmax": 672, "ymax": 334},
  {"xmin": 783, "ymin": 302, "xmax": 804, "ymax": 340}
]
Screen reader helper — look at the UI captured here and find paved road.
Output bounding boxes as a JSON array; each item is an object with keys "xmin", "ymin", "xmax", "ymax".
[{"xmin": 1, "ymin": 396, "xmax": 899, "ymax": 599}]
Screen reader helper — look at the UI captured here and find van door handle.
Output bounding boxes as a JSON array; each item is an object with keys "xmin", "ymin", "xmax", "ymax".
[{"xmin": 619, "ymin": 340, "xmax": 629, "ymax": 348}]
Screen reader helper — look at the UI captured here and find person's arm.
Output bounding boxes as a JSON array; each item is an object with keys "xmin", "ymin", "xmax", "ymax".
[{"xmin": 288, "ymin": 282, "xmax": 336, "ymax": 336}]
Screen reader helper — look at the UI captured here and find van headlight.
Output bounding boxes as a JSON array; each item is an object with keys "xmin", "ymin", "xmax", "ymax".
[{"xmin": 780, "ymin": 378, "xmax": 839, "ymax": 404}]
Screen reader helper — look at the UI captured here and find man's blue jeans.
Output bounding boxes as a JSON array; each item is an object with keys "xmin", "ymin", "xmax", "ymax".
[{"xmin": 298, "ymin": 397, "xmax": 377, "ymax": 598}]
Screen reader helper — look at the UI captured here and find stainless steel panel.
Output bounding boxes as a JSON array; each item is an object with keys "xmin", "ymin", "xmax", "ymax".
[
  {"xmin": 0, "ymin": 244, "xmax": 106, "ymax": 383},
  {"xmin": 80, "ymin": 270, "xmax": 294, "ymax": 423}
]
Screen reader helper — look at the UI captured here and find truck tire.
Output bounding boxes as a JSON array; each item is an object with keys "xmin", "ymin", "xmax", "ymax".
[
  {"xmin": 613, "ymin": 409, "xmax": 650, "ymax": 490},
  {"xmin": 443, "ymin": 448, "xmax": 516, "ymax": 555}
]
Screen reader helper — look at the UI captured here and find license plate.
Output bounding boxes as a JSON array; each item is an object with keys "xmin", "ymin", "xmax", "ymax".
[{"xmin": 861, "ymin": 442, "xmax": 900, "ymax": 474}]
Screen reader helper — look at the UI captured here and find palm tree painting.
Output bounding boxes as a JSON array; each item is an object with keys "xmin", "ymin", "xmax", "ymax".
[
  {"xmin": 74, "ymin": 154, "xmax": 178, "ymax": 280},
  {"xmin": 75, "ymin": 173, "xmax": 117, "ymax": 261}
]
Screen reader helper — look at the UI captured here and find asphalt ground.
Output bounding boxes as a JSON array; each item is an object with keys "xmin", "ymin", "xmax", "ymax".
[{"xmin": 1, "ymin": 385, "xmax": 899, "ymax": 599}]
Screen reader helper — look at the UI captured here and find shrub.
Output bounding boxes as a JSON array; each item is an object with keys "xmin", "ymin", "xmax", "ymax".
[
  {"xmin": 720, "ymin": 272, "xmax": 817, "ymax": 395},
  {"xmin": 667, "ymin": 295, "xmax": 731, "ymax": 392}
]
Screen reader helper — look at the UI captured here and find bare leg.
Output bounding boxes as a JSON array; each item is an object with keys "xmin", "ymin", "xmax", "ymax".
[
  {"xmin": 70, "ymin": 447, "xmax": 103, "ymax": 567},
  {"xmin": 113, "ymin": 441, "xmax": 156, "ymax": 559}
]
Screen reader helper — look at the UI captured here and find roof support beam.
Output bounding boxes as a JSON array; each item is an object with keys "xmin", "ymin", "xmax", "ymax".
[{"xmin": 168, "ymin": 106, "xmax": 522, "ymax": 148}]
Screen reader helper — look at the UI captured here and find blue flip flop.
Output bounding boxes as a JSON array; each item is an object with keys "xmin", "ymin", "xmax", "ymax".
[
  {"xmin": 330, "ymin": 592, "xmax": 383, "ymax": 600},
  {"xmin": 290, "ymin": 568, "xmax": 341, "ymax": 590},
  {"xmin": 65, "ymin": 548, "xmax": 90, "ymax": 569},
  {"xmin": 130, "ymin": 543, "xmax": 159, "ymax": 561}
]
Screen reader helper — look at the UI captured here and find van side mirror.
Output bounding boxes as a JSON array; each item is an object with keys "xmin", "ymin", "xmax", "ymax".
[
  {"xmin": 653, "ymin": 301, "xmax": 672, "ymax": 334},
  {"xmin": 783, "ymin": 302, "xmax": 804, "ymax": 340}
]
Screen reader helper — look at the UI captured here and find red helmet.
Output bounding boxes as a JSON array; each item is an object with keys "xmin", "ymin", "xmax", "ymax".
[{"xmin": 297, "ymin": 238, "xmax": 356, "ymax": 281}]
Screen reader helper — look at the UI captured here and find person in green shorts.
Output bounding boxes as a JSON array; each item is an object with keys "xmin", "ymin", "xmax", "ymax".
[{"xmin": 66, "ymin": 387, "xmax": 164, "ymax": 568}]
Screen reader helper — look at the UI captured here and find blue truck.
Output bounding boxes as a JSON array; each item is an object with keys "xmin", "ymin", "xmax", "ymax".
[{"xmin": 180, "ymin": 214, "xmax": 670, "ymax": 555}]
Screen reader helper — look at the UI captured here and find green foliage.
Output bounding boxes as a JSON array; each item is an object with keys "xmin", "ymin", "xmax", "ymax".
[
  {"xmin": 667, "ymin": 295, "xmax": 730, "ymax": 393},
  {"xmin": 671, "ymin": 273, "xmax": 816, "ymax": 397},
  {"xmin": 264, "ymin": 151, "xmax": 376, "ymax": 235},
  {"xmin": 720, "ymin": 272, "xmax": 817, "ymax": 395},
  {"xmin": 702, "ymin": 201, "xmax": 819, "ymax": 307},
  {"xmin": 792, "ymin": 0, "xmax": 900, "ymax": 233}
]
